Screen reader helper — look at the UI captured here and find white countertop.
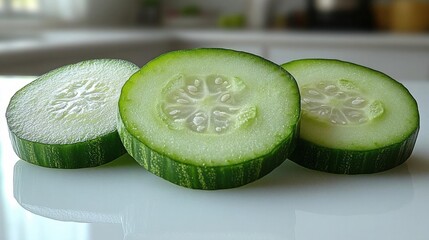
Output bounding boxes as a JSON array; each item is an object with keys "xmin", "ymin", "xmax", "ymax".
[
  {"xmin": 0, "ymin": 29, "xmax": 170, "ymax": 56},
  {"xmin": 2, "ymin": 29, "xmax": 429, "ymax": 80},
  {"xmin": 1, "ymin": 29, "xmax": 429, "ymax": 56},
  {"xmin": 1, "ymin": 76, "xmax": 429, "ymax": 240}
]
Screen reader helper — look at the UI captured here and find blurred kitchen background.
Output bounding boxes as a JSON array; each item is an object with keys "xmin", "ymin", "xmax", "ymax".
[{"xmin": 0, "ymin": 0, "xmax": 428, "ymax": 81}]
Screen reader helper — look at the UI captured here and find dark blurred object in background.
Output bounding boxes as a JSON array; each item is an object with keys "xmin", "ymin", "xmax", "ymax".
[
  {"xmin": 137, "ymin": 0, "xmax": 162, "ymax": 26},
  {"xmin": 307, "ymin": 0, "xmax": 374, "ymax": 30},
  {"xmin": 285, "ymin": 10, "xmax": 309, "ymax": 29},
  {"xmin": 0, "ymin": 0, "xmax": 427, "ymax": 32},
  {"xmin": 373, "ymin": 0, "xmax": 429, "ymax": 33},
  {"xmin": 389, "ymin": 0, "xmax": 429, "ymax": 33}
]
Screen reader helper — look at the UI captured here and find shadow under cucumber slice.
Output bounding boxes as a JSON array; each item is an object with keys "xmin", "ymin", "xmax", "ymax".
[
  {"xmin": 118, "ymin": 48, "xmax": 301, "ymax": 189},
  {"xmin": 6, "ymin": 59, "xmax": 140, "ymax": 168}
]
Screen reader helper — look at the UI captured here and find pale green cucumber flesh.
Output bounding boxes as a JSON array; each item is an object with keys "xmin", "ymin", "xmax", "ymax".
[
  {"xmin": 119, "ymin": 48, "xmax": 300, "ymax": 189},
  {"xmin": 282, "ymin": 59, "xmax": 419, "ymax": 174},
  {"xmin": 6, "ymin": 59, "xmax": 139, "ymax": 168}
]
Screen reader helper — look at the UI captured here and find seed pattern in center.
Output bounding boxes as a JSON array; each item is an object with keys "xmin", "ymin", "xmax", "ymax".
[
  {"xmin": 161, "ymin": 74, "xmax": 256, "ymax": 134},
  {"xmin": 47, "ymin": 79, "xmax": 110, "ymax": 119},
  {"xmin": 301, "ymin": 80, "xmax": 384, "ymax": 125}
]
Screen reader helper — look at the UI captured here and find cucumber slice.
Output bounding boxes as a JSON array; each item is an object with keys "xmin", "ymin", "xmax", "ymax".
[
  {"xmin": 118, "ymin": 48, "xmax": 300, "ymax": 189},
  {"xmin": 6, "ymin": 59, "xmax": 139, "ymax": 168},
  {"xmin": 281, "ymin": 59, "xmax": 419, "ymax": 174}
]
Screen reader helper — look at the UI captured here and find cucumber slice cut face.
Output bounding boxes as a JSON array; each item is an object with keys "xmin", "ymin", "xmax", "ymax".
[
  {"xmin": 6, "ymin": 59, "xmax": 139, "ymax": 168},
  {"xmin": 281, "ymin": 59, "xmax": 419, "ymax": 174},
  {"xmin": 118, "ymin": 49, "xmax": 300, "ymax": 189}
]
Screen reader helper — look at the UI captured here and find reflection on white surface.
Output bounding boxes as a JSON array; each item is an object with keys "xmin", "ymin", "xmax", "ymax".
[
  {"xmin": 12, "ymin": 156, "xmax": 294, "ymax": 239},
  {"xmin": 0, "ymin": 77, "xmax": 90, "ymax": 240},
  {"xmin": 13, "ymin": 153, "xmax": 414, "ymax": 240}
]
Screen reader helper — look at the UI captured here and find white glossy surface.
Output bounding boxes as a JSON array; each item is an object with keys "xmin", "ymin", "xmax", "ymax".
[{"xmin": 1, "ymin": 76, "xmax": 429, "ymax": 240}]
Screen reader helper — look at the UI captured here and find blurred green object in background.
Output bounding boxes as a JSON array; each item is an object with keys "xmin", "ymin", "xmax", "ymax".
[
  {"xmin": 181, "ymin": 5, "xmax": 201, "ymax": 17},
  {"xmin": 218, "ymin": 14, "xmax": 246, "ymax": 29}
]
